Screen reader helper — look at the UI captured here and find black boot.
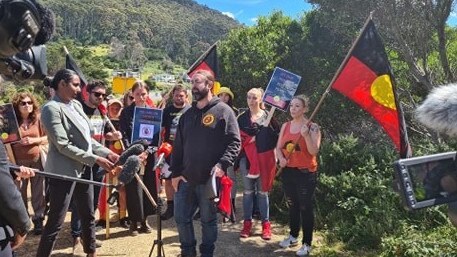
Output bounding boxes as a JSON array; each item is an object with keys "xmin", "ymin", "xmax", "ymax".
[
  {"xmin": 138, "ymin": 220, "xmax": 151, "ymax": 234},
  {"xmin": 32, "ymin": 218, "xmax": 43, "ymax": 235}
]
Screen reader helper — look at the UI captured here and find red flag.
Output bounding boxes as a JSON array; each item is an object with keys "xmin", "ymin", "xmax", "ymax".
[
  {"xmin": 187, "ymin": 43, "xmax": 221, "ymax": 94},
  {"xmin": 66, "ymin": 52, "xmax": 89, "ymax": 101},
  {"xmin": 331, "ymin": 20, "xmax": 411, "ymax": 158}
]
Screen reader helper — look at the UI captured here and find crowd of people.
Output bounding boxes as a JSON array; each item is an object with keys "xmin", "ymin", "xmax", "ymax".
[{"xmin": 0, "ymin": 68, "xmax": 321, "ymax": 257}]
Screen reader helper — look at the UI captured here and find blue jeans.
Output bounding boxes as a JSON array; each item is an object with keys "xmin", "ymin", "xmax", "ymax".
[
  {"xmin": 174, "ymin": 181, "xmax": 218, "ymax": 257},
  {"xmin": 240, "ymin": 157, "xmax": 269, "ymax": 222}
]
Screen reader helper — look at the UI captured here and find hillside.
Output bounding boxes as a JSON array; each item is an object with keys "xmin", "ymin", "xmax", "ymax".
[{"xmin": 42, "ymin": 0, "xmax": 240, "ymax": 65}]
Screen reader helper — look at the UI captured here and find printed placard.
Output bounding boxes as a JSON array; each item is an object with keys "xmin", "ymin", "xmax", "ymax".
[
  {"xmin": 0, "ymin": 103, "xmax": 20, "ymax": 143},
  {"xmin": 131, "ymin": 107, "xmax": 163, "ymax": 147},
  {"xmin": 263, "ymin": 67, "xmax": 301, "ymax": 111}
]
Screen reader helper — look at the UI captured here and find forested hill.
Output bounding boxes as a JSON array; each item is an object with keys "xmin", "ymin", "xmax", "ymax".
[{"xmin": 42, "ymin": 0, "xmax": 240, "ymax": 64}]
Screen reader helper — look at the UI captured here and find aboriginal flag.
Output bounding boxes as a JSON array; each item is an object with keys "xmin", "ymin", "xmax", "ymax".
[
  {"xmin": 331, "ymin": 20, "xmax": 411, "ymax": 158},
  {"xmin": 187, "ymin": 43, "xmax": 221, "ymax": 94},
  {"xmin": 66, "ymin": 52, "xmax": 89, "ymax": 101}
]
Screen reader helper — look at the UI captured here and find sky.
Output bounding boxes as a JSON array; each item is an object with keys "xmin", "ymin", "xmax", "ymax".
[
  {"xmin": 194, "ymin": 0, "xmax": 457, "ymax": 27},
  {"xmin": 193, "ymin": 0, "xmax": 312, "ymax": 26}
]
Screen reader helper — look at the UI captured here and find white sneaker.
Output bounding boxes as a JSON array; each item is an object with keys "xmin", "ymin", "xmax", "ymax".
[
  {"xmin": 245, "ymin": 173, "xmax": 260, "ymax": 179},
  {"xmin": 296, "ymin": 244, "xmax": 311, "ymax": 256},
  {"xmin": 279, "ymin": 234, "xmax": 298, "ymax": 248}
]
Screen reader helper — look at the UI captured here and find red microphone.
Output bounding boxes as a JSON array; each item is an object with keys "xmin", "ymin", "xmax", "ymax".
[{"xmin": 154, "ymin": 142, "xmax": 172, "ymax": 170}]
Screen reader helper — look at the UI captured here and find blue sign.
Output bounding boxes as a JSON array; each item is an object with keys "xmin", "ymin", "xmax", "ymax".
[
  {"xmin": 131, "ymin": 107, "xmax": 163, "ymax": 147},
  {"xmin": 263, "ymin": 67, "xmax": 301, "ymax": 111}
]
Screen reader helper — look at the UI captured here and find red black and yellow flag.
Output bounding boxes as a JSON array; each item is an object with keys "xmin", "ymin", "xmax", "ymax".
[
  {"xmin": 331, "ymin": 20, "xmax": 411, "ymax": 158},
  {"xmin": 187, "ymin": 43, "xmax": 221, "ymax": 94}
]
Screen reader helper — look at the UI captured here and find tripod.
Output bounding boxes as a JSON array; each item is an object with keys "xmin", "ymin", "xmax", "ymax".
[{"xmin": 149, "ymin": 177, "xmax": 166, "ymax": 257}]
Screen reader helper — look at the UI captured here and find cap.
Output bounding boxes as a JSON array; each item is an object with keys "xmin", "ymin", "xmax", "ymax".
[
  {"xmin": 218, "ymin": 87, "xmax": 234, "ymax": 100},
  {"xmin": 108, "ymin": 98, "xmax": 123, "ymax": 107}
]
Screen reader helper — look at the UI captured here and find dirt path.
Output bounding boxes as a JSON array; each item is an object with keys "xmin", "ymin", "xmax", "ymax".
[{"xmin": 15, "ymin": 194, "xmax": 306, "ymax": 257}]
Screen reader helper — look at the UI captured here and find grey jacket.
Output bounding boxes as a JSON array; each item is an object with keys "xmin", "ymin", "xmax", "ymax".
[{"xmin": 40, "ymin": 95, "xmax": 110, "ymax": 178}]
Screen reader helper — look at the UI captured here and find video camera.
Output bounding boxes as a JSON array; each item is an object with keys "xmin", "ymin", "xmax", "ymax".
[
  {"xmin": 0, "ymin": 0, "xmax": 54, "ymax": 81},
  {"xmin": 393, "ymin": 152, "xmax": 457, "ymax": 210}
]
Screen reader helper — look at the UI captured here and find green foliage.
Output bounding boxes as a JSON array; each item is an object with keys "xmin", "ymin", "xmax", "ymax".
[
  {"xmin": 271, "ymin": 134, "xmax": 457, "ymax": 253},
  {"xmin": 42, "ymin": 0, "xmax": 239, "ymax": 66},
  {"xmin": 380, "ymin": 224, "xmax": 457, "ymax": 257}
]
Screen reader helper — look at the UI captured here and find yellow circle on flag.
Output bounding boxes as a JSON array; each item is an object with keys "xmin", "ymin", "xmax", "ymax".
[
  {"xmin": 370, "ymin": 74, "xmax": 396, "ymax": 110},
  {"xmin": 114, "ymin": 141, "xmax": 122, "ymax": 150},
  {"xmin": 1, "ymin": 133, "xmax": 8, "ymax": 140}
]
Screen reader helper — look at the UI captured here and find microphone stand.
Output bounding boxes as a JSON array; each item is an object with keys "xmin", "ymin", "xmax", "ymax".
[{"xmin": 149, "ymin": 157, "xmax": 167, "ymax": 257}]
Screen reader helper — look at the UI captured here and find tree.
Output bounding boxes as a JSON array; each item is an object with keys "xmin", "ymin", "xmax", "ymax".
[{"xmin": 307, "ymin": 0, "xmax": 455, "ymax": 90}]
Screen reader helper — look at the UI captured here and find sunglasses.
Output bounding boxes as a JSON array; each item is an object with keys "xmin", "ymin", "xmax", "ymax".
[
  {"xmin": 92, "ymin": 92, "xmax": 107, "ymax": 98},
  {"xmin": 20, "ymin": 101, "xmax": 33, "ymax": 106}
]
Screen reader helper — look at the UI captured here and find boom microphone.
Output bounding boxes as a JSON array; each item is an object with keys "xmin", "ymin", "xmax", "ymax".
[
  {"xmin": 9, "ymin": 164, "xmax": 114, "ymax": 188},
  {"xmin": 117, "ymin": 143, "xmax": 145, "ymax": 165},
  {"xmin": 32, "ymin": 0, "xmax": 55, "ymax": 45},
  {"xmin": 416, "ymin": 84, "xmax": 457, "ymax": 136},
  {"xmin": 118, "ymin": 155, "xmax": 140, "ymax": 184}
]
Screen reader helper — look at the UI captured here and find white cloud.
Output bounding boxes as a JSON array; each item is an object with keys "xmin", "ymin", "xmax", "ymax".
[
  {"xmin": 250, "ymin": 17, "xmax": 258, "ymax": 24},
  {"xmin": 222, "ymin": 11, "xmax": 235, "ymax": 19},
  {"xmin": 451, "ymin": 11, "xmax": 457, "ymax": 17}
]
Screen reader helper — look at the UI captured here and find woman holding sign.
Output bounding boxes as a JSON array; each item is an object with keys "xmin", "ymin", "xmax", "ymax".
[
  {"xmin": 238, "ymin": 87, "xmax": 279, "ymax": 240},
  {"xmin": 119, "ymin": 81, "xmax": 158, "ymax": 235},
  {"xmin": 11, "ymin": 92, "xmax": 48, "ymax": 235},
  {"xmin": 275, "ymin": 95, "xmax": 321, "ymax": 257}
]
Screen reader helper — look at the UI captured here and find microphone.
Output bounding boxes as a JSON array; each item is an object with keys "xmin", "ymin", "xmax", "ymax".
[
  {"xmin": 416, "ymin": 84, "xmax": 457, "ymax": 136},
  {"xmin": 117, "ymin": 143, "xmax": 145, "ymax": 165},
  {"xmin": 118, "ymin": 155, "xmax": 140, "ymax": 185},
  {"xmin": 153, "ymin": 142, "xmax": 173, "ymax": 170},
  {"xmin": 33, "ymin": 0, "xmax": 55, "ymax": 45},
  {"xmin": 9, "ymin": 164, "xmax": 114, "ymax": 188}
]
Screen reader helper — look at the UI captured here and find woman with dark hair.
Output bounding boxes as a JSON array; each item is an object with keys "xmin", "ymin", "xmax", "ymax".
[
  {"xmin": 11, "ymin": 92, "xmax": 48, "ymax": 235},
  {"xmin": 36, "ymin": 69, "xmax": 119, "ymax": 257},
  {"xmin": 119, "ymin": 80, "xmax": 158, "ymax": 235}
]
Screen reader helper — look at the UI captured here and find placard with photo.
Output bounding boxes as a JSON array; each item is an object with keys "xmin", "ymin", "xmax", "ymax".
[
  {"xmin": 263, "ymin": 67, "xmax": 301, "ymax": 111},
  {"xmin": 131, "ymin": 107, "xmax": 163, "ymax": 147},
  {"xmin": 0, "ymin": 103, "xmax": 21, "ymax": 144}
]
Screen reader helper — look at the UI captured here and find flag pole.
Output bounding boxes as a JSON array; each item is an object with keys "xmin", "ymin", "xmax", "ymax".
[
  {"xmin": 308, "ymin": 11, "xmax": 375, "ymax": 122},
  {"xmin": 186, "ymin": 41, "xmax": 219, "ymax": 74},
  {"xmin": 276, "ymin": 12, "xmax": 375, "ymax": 178}
]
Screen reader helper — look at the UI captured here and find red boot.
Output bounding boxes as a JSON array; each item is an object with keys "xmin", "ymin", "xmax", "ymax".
[
  {"xmin": 261, "ymin": 221, "xmax": 272, "ymax": 240},
  {"xmin": 240, "ymin": 220, "xmax": 252, "ymax": 238}
]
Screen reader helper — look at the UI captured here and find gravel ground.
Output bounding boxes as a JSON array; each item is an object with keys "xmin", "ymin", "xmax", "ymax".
[{"xmin": 14, "ymin": 193, "xmax": 313, "ymax": 257}]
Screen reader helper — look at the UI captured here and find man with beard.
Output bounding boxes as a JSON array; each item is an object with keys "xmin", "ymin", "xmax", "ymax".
[
  {"xmin": 160, "ymin": 84, "xmax": 189, "ymax": 220},
  {"xmin": 170, "ymin": 70, "xmax": 241, "ymax": 257}
]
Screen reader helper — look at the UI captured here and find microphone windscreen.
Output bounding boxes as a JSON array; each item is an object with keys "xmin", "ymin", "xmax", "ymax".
[
  {"xmin": 33, "ymin": 2, "xmax": 55, "ymax": 45},
  {"xmin": 416, "ymin": 84, "xmax": 457, "ymax": 136},
  {"xmin": 118, "ymin": 144, "xmax": 144, "ymax": 165},
  {"xmin": 118, "ymin": 155, "xmax": 140, "ymax": 184}
]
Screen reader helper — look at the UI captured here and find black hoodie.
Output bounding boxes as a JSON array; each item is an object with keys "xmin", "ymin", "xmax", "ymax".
[{"xmin": 170, "ymin": 97, "xmax": 241, "ymax": 185}]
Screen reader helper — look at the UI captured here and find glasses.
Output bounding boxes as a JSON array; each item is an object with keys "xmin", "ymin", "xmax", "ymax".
[
  {"xmin": 92, "ymin": 92, "xmax": 107, "ymax": 98},
  {"xmin": 20, "ymin": 101, "xmax": 33, "ymax": 106}
]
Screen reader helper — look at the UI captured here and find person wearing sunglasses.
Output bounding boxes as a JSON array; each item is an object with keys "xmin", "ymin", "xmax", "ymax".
[
  {"xmin": 70, "ymin": 80, "xmax": 122, "ymax": 251},
  {"xmin": 11, "ymin": 92, "xmax": 48, "ymax": 236}
]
